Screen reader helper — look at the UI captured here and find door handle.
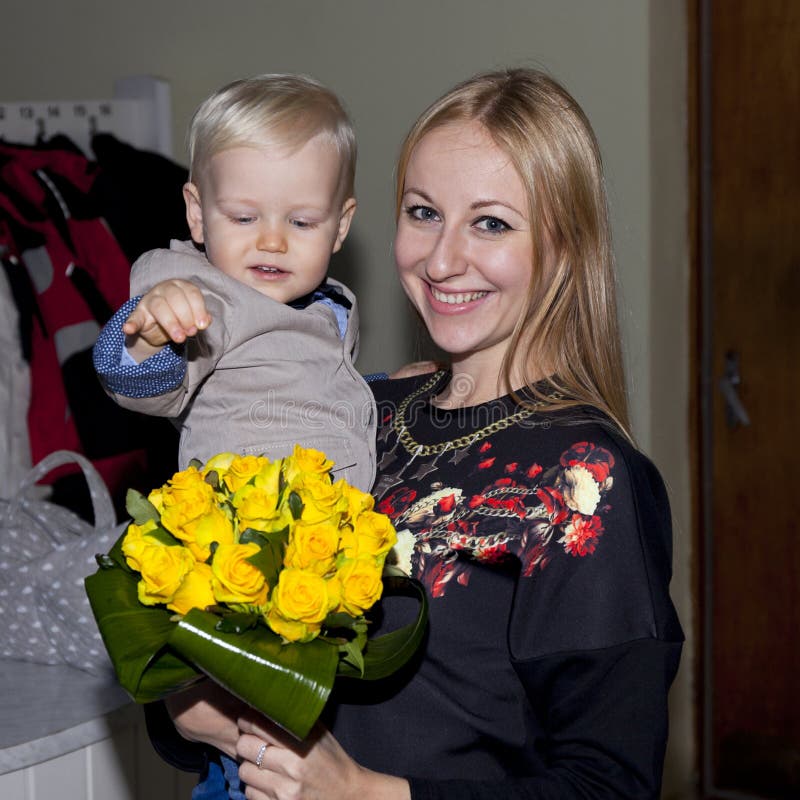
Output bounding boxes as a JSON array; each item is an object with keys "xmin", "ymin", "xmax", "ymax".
[{"xmin": 718, "ymin": 351, "xmax": 750, "ymax": 428}]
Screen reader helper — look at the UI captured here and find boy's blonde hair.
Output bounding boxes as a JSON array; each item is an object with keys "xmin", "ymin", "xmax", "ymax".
[
  {"xmin": 188, "ymin": 73, "xmax": 356, "ymax": 199},
  {"xmin": 396, "ymin": 68, "xmax": 630, "ymax": 439}
]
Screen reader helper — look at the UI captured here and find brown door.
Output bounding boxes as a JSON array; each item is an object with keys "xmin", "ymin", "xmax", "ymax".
[{"xmin": 695, "ymin": 1, "xmax": 800, "ymax": 797}]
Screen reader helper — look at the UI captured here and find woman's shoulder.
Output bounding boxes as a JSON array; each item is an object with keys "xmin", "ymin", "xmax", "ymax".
[
  {"xmin": 507, "ymin": 409, "xmax": 684, "ymax": 658},
  {"xmin": 542, "ymin": 405, "xmax": 663, "ymax": 490}
]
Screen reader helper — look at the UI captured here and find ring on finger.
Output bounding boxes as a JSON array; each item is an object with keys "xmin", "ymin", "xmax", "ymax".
[{"xmin": 255, "ymin": 741, "xmax": 269, "ymax": 769}]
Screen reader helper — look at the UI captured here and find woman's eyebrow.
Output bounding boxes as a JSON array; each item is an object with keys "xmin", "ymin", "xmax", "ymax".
[
  {"xmin": 471, "ymin": 199, "xmax": 526, "ymax": 216},
  {"xmin": 402, "ymin": 187, "xmax": 434, "ymax": 203}
]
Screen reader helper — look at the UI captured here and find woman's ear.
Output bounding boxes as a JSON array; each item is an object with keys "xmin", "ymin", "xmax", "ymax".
[
  {"xmin": 183, "ymin": 182, "xmax": 205, "ymax": 244},
  {"xmin": 332, "ymin": 197, "xmax": 357, "ymax": 253}
]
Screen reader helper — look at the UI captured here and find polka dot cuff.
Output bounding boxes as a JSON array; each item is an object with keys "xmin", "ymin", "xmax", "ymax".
[{"xmin": 92, "ymin": 296, "xmax": 187, "ymax": 398}]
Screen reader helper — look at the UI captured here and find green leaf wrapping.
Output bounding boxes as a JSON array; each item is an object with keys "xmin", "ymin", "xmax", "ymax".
[
  {"xmin": 338, "ymin": 575, "xmax": 429, "ymax": 681},
  {"xmin": 84, "ymin": 565, "xmax": 200, "ymax": 703},
  {"xmin": 85, "ymin": 531, "xmax": 428, "ymax": 740},
  {"xmin": 172, "ymin": 609, "xmax": 338, "ymax": 739}
]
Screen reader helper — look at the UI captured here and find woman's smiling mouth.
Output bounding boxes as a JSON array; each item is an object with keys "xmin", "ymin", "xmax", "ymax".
[{"xmin": 429, "ymin": 284, "xmax": 489, "ymax": 306}]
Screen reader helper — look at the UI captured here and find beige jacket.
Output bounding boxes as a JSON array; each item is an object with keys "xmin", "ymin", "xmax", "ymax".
[{"xmin": 108, "ymin": 240, "xmax": 376, "ymax": 492}]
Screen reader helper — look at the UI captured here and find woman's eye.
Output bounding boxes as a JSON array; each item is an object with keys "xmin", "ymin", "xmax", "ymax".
[
  {"xmin": 474, "ymin": 215, "xmax": 511, "ymax": 234},
  {"xmin": 406, "ymin": 205, "xmax": 440, "ymax": 223}
]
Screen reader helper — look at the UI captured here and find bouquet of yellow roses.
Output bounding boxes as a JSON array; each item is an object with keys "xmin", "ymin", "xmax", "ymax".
[{"xmin": 85, "ymin": 446, "xmax": 427, "ymax": 740}]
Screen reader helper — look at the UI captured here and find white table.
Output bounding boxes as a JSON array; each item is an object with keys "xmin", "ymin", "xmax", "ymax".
[{"xmin": 0, "ymin": 660, "xmax": 197, "ymax": 798}]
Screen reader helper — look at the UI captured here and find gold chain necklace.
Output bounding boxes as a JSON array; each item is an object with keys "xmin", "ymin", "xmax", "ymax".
[{"xmin": 392, "ymin": 371, "xmax": 555, "ymax": 456}]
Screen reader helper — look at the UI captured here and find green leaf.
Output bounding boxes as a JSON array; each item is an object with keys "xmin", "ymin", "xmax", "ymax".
[
  {"xmin": 243, "ymin": 527, "xmax": 288, "ymax": 586},
  {"xmin": 171, "ymin": 609, "xmax": 339, "ymax": 740},
  {"xmin": 188, "ymin": 458, "xmax": 203, "ymax": 470},
  {"xmin": 125, "ymin": 489, "xmax": 161, "ymax": 525},
  {"xmin": 288, "ymin": 491, "xmax": 303, "ymax": 520},
  {"xmin": 145, "ymin": 526, "xmax": 181, "ymax": 547},
  {"xmin": 84, "ymin": 561, "xmax": 199, "ymax": 702},
  {"xmin": 324, "ymin": 611, "xmax": 360, "ymax": 630},
  {"xmin": 337, "ymin": 575, "xmax": 429, "ymax": 681},
  {"xmin": 215, "ymin": 612, "xmax": 259, "ymax": 635},
  {"xmin": 95, "ymin": 554, "xmax": 117, "ymax": 570},
  {"xmin": 339, "ymin": 640, "xmax": 365, "ymax": 677},
  {"xmin": 239, "ymin": 528, "xmax": 268, "ymax": 547},
  {"xmin": 204, "ymin": 470, "xmax": 220, "ymax": 490}
]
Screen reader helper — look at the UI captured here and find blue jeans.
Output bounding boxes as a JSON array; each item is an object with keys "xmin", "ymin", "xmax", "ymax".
[{"xmin": 191, "ymin": 754, "xmax": 245, "ymax": 800}]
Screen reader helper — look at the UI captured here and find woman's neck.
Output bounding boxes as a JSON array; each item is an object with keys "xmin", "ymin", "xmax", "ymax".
[{"xmin": 432, "ymin": 353, "xmax": 544, "ymax": 409}]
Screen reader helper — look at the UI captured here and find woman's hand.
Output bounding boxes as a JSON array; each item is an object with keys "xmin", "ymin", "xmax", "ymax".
[
  {"xmin": 237, "ymin": 714, "xmax": 411, "ymax": 800},
  {"xmin": 164, "ymin": 679, "xmax": 246, "ymax": 759}
]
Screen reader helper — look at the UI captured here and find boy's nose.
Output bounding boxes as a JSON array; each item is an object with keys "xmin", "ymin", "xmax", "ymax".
[{"xmin": 257, "ymin": 225, "xmax": 288, "ymax": 253}]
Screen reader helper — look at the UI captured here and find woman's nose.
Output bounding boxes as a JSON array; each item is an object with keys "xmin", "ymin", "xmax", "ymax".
[
  {"xmin": 424, "ymin": 227, "xmax": 468, "ymax": 281},
  {"xmin": 257, "ymin": 223, "xmax": 288, "ymax": 254}
]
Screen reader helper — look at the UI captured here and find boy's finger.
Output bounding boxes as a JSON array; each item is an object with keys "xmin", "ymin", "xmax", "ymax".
[
  {"xmin": 147, "ymin": 296, "xmax": 193, "ymax": 343},
  {"xmin": 122, "ymin": 307, "xmax": 146, "ymax": 335},
  {"xmin": 181, "ymin": 283, "xmax": 212, "ymax": 330}
]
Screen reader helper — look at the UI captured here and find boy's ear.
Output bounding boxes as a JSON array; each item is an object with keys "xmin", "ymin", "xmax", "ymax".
[
  {"xmin": 183, "ymin": 182, "xmax": 205, "ymax": 244},
  {"xmin": 331, "ymin": 197, "xmax": 357, "ymax": 254}
]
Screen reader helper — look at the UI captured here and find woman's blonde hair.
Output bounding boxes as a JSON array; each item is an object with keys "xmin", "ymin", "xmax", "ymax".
[
  {"xmin": 395, "ymin": 68, "xmax": 630, "ymax": 439},
  {"xmin": 188, "ymin": 73, "xmax": 356, "ymax": 199}
]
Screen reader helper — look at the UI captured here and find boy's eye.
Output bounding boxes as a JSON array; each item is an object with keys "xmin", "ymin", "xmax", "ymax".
[
  {"xmin": 474, "ymin": 215, "xmax": 511, "ymax": 234},
  {"xmin": 232, "ymin": 215, "xmax": 255, "ymax": 224},
  {"xmin": 405, "ymin": 205, "xmax": 440, "ymax": 223},
  {"xmin": 291, "ymin": 219, "xmax": 317, "ymax": 229}
]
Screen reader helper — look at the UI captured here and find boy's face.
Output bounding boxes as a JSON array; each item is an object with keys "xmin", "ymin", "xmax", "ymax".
[{"xmin": 184, "ymin": 135, "xmax": 356, "ymax": 303}]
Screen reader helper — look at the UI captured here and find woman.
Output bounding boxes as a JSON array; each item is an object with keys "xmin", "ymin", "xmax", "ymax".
[{"xmin": 156, "ymin": 67, "xmax": 683, "ymax": 799}]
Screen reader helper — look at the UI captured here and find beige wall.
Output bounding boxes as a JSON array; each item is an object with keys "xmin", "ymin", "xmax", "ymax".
[{"xmin": 1, "ymin": 0, "xmax": 694, "ymax": 794}]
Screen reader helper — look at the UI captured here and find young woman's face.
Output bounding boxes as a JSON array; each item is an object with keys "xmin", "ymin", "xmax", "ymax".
[{"xmin": 394, "ymin": 121, "xmax": 535, "ymax": 373}]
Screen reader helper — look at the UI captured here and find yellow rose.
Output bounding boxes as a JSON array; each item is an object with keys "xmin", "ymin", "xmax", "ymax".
[
  {"xmin": 232, "ymin": 483, "xmax": 292, "ymax": 534},
  {"xmin": 223, "ymin": 455, "xmax": 270, "ymax": 493},
  {"xmin": 252, "ymin": 458, "xmax": 282, "ymax": 494},
  {"xmin": 158, "ymin": 466, "xmax": 215, "ymax": 510},
  {"xmin": 355, "ymin": 510, "xmax": 397, "ymax": 557},
  {"xmin": 201, "ymin": 452, "xmax": 237, "ymax": 483},
  {"xmin": 283, "ymin": 445, "xmax": 334, "ymax": 484},
  {"xmin": 296, "ymin": 475, "xmax": 346, "ymax": 524},
  {"xmin": 211, "ymin": 542, "xmax": 269, "ymax": 607},
  {"xmin": 264, "ymin": 609, "xmax": 320, "ymax": 643},
  {"xmin": 285, "ymin": 519, "xmax": 340, "ymax": 575},
  {"xmin": 337, "ymin": 556, "xmax": 384, "ymax": 617},
  {"xmin": 270, "ymin": 568, "xmax": 335, "ymax": 625},
  {"xmin": 340, "ymin": 511, "xmax": 397, "ymax": 560},
  {"xmin": 121, "ymin": 518, "xmax": 161, "ymax": 566},
  {"xmin": 162, "ymin": 503, "xmax": 235, "ymax": 562},
  {"xmin": 335, "ymin": 480, "xmax": 375, "ymax": 523},
  {"xmin": 147, "ymin": 487, "xmax": 165, "ymax": 514},
  {"xmin": 168, "ymin": 562, "xmax": 215, "ymax": 615},
  {"xmin": 134, "ymin": 542, "xmax": 196, "ymax": 606}
]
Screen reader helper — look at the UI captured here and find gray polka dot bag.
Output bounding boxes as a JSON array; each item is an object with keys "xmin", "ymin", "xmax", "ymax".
[{"xmin": 0, "ymin": 450, "xmax": 127, "ymax": 674}]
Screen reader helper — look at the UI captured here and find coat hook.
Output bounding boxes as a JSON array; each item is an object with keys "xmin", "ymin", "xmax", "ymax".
[{"xmin": 35, "ymin": 117, "xmax": 46, "ymax": 142}]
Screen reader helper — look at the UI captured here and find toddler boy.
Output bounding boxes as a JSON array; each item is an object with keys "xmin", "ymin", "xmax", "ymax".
[{"xmin": 94, "ymin": 74, "xmax": 376, "ymax": 492}]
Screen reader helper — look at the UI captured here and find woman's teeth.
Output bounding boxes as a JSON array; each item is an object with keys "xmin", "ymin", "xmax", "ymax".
[{"xmin": 430, "ymin": 287, "xmax": 488, "ymax": 304}]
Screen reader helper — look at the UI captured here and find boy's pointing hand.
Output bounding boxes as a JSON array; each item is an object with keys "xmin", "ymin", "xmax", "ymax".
[{"xmin": 123, "ymin": 279, "xmax": 212, "ymax": 362}]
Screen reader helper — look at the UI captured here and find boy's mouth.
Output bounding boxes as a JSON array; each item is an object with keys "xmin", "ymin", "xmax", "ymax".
[{"xmin": 251, "ymin": 265, "xmax": 286, "ymax": 275}]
